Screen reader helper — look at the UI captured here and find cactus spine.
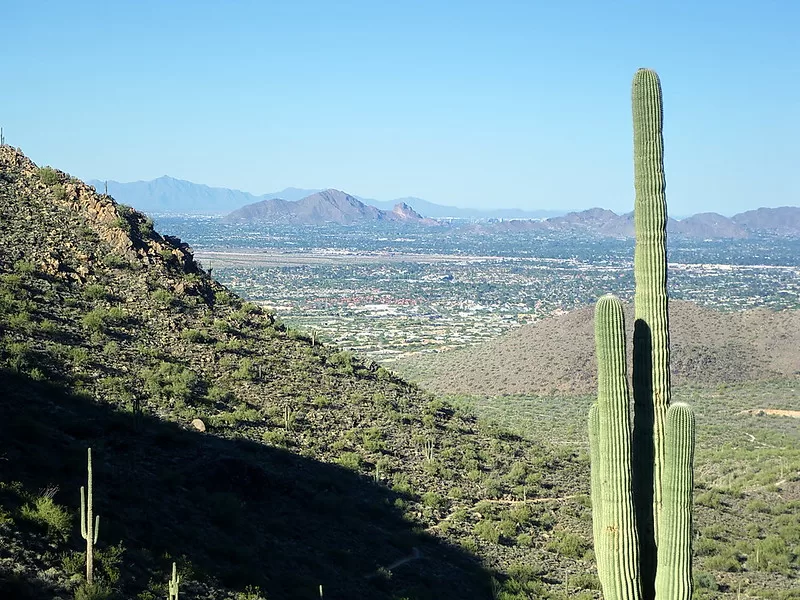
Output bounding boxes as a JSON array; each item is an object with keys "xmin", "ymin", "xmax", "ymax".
[
  {"xmin": 168, "ymin": 561, "xmax": 180, "ymax": 600},
  {"xmin": 80, "ymin": 447, "xmax": 100, "ymax": 585},
  {"xmin": 589, "ymin": 69, "xmax": 695, "ymax": 600}
]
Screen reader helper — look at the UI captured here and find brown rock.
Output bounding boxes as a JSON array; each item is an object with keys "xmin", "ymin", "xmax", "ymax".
[{"xmin": 191, "ymin": 418, "xmax": 206, "ymax": 432}]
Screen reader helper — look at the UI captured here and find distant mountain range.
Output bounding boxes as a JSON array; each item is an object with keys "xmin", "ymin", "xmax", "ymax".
[
  {"xmin": 88, "ymin": 176, "xmax": 561, "ymax": 220},
  {"xmin": 224, "ymin": 189, "xmax": 440, "ymax": 226},
  {"xmin": 477, "ymin": 206, "xmax": 800, "ymax": 238},
  {"xmin": 89, "ymin": 175, "xmax": 799, "ymax": 237}
]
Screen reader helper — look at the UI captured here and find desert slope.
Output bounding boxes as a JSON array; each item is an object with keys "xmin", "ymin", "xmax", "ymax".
[{"xmin": 400, "ymin": 300, "xmax": 800, "ymax": 396}]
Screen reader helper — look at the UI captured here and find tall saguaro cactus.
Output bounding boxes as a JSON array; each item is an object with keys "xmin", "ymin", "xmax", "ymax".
[
  {"xmin": 589, "ymin": 69, "xmax": 695, "ymax": 600},
  {"xmin": 168, "ymin": 562, "xmax": 180, "ymax": 600},
  {"xmin": 631, "ymin": 67, "xmax": 672, "ymax": 595},
  {"xmin": 80, "ymin": 447, "xmax": 100, "ymax": 585}
]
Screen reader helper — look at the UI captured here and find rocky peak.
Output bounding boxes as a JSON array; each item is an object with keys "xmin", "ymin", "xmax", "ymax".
[{"xmin": 0, "ymin": 146, "xmax": 203, "ymax": 286}]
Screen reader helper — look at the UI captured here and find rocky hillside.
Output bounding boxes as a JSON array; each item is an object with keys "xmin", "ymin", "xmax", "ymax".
[
  {"xmin": 224, "ymin": 189, "xmax": 439, "ymax": 226},
  {"xmin": 398, "ymin": 300, "xmax": 800, "ymax": 397},
  {"xmin": 0, "ymin": 147, "xmax": 593, "ymax": 599}
]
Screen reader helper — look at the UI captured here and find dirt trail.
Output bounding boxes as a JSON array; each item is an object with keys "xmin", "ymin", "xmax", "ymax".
[{"xmin": 738, "ymin": 409, "xmax": 800, "ymax": 418}]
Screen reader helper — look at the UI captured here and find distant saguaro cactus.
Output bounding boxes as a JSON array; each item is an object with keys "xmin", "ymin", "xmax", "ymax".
[
  {"xmin": 80, "ymin": 447, "xmax": 100, "ymax": 585},
  {"xmin": 588, "ymin": 69, "xmax": 695, "ymax": 600},
  {"xmin": 168, "ymin": 561, "xmax": 180, "ymax": 600}
]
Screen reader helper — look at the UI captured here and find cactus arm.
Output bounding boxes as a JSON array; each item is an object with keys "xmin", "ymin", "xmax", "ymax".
[
  {"xmin": 588, "ymin": 403, "xmax": 606, "ymax": 590},
  {"xmin": 594, "ymin": 295, "xmax": 642, "ymax": 600},
  {"xmin": 655, "ymin": 403, "xmax": 695, "ymax": 600}
]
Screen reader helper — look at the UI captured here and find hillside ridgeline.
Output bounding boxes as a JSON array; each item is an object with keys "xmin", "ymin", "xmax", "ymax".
[{"xmin": 397, "ymin": 300, "xmax": 800, "ymax": 396}]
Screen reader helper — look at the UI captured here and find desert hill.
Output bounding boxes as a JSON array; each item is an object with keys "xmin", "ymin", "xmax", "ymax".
[
  {"xmin": 224, "ymin": 188, "xmax": 440, "ymax": 226},
  {"xmin": 398, "ymin": 300, "xmax": 800, "ymax": 396},
  {"xmin": 0, "ymin": 147, "xmax": 591, "ymax": 598}
]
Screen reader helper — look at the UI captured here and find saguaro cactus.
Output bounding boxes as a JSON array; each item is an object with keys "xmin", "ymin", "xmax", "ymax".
[
  {"xmin": 589, "ymin": 69, "xmax": 695, "ymax": 600},
  {"xmin": 168, "ymin": 562, "xmax": 180, "ymax": 600},
  {"xmin": 80, "ymin": 447, "xmax": 100, "ymax": 584}
]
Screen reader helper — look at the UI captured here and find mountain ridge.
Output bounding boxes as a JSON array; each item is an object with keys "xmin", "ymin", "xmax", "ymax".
[
  {"xmin": 87, "ymin": 176, "xmax": 564, "ymax": 220},
  {"xmin": 224, "ymin": 189, "xmax": 440, "ymax": 226}
]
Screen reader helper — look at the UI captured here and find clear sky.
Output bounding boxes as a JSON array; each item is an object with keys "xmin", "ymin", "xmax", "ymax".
[{"xmin": 3, "ymin": 1, "xmax": 798, "ymax": 215}]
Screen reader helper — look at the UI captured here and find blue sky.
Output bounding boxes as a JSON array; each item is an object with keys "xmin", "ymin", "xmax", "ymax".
[{"xmin": 3, "ymin": 0, "xmax": 798, "ymax": 215}]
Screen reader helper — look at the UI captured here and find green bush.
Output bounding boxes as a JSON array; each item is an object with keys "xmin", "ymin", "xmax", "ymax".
[
  {"xmin": 74, "ymin": 582, "xmax": 113, "ymax": 600},
  {"xmin": 545, "ymin": 530, "xmax": 589, "ymax": 559},
  {"xmin": 37, "ymin": 166, "xmax": 59, "ymax": 185},
  {"xmin": 336, "ymin": 452, "xmax": 363, "ymax": 471},
  {"xmin": 151, "ymin": 289, "xmax": 175, "ymax": 307},
  {"xmin": 13, "ymin": 260, "xmax": 35, "ymax": 274},
  {"xmin": 474, "ymin": 519, "xmax": 500, "ymax": 544},
  {"xmin": 19, "ymin": 495, "xmax": 71, "ymax": 541},
  {"xmin": 180, "ymin": 328, "xmax": 212, "ymax": 343},
  {"xmin": 84, "ymin": 284, "xmax": 108, "ymax": 301}
]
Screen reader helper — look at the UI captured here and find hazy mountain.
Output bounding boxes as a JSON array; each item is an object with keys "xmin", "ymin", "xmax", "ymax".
[
  {"xmin": 732, "ymin": 206, "xmax": 800, "ymax": 236},
  {"xmin": 224, "ymin": 189, "xmax": 440, "ymax": 226},
  {"xmin": 88, "ymin": 176, "xmax": 564, "ymax": 219},
  {"xmin": 671, "ymin": 212, "xmax": 749, "ymax": 239},
  {"xmin": 361, "ymin": 195, "xmax": 564, "ymax": 220},
  {"xmin": 478, "ymin": 207, "xmax": 800, "ymax": 239}
]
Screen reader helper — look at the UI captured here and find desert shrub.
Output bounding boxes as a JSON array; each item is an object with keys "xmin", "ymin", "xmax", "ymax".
[
  {"xmin": 8, "ymin": 310, "xmax": 31, "ymax": 330},
  {"xmin": 232, "ymin": 358, "xmax": 255, "ymax": 380},
  {"xmin": 545, "ymin": 530, "xmax": 589, "ymax": 559},
  {"xmin": 102, "ymin": 253, "xmax": 128, "ymax": 269},
  {"xmin": 474, "ymin": 519, "xmax": 500, "ymax": 544},
  {"xmin": 703, "ymin": 548, "xmax": 741, "ymax": 572},
  {"xmin": 141, "ymin": 361, "xmax": 200, "ymax": 403},
  {"xmin": 336, "ymin": 452, "xmax": 363, "ymax": 471},
  {"xmin": 328, "ymin": 351, "xmax": 355, "ymax": 375},
  {"xmin": 752, "ymin": 535, "xmax": 793, "ymax": 573},
  {"xmin": 422, "ymin": 492, "xmax": 444, "ymax": 509},
  {"xmin": 37, "ymin": 166, "xmax": 59, "ymax": 185},
  {"xmin": 180, "ymin": 328, "xmax": 211, "ymax": 343},
  {"xmin": 19, "ymin": 495, "xmax": 71, "ymax": 541},
  {"xmin": 13, "ymin": 259, "xmax": 35, "ymax": 274},
  {"xmin": 74, "ymin": 582, "xmax": 113, "ymax": 600},
  {"xmin": 84, "ymin": 284, "xmax": 107, "ymax": 301},
  {"xmin": 151, "ymin": 289, "xmax": 174, "ymax": 307},
  {"xmin": 571, "ymin": 572, "xmax": 602, "ymax": 591},
  {"xmin": 262, "ymin": 430, "xmax": 289, "ymax": 447},
  {"xmin": 693, "ymin": 571, "xmax": 718, "ymax": 591},
  {"xmin": 81, "ymin": 307, "xmax": 124, "ymax": 332},
  {"xmin": 516, "ymin": 532, "xmax": 533, "ymax": 547}
]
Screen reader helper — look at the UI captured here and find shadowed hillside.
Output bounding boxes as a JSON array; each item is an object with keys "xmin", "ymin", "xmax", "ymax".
[
  {"xmin": 0, "ymin": 147, "xmax": 593, "ymax": 598},
  {"xmin": 397, "ymin": 301, "xmax": 800, "ymax": 396}
]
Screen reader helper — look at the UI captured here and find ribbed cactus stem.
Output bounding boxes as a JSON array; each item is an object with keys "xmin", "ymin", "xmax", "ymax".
[
  {"xmin": 594, "ymin": 295, "xmax": 642, "ymax": 600},
  {"xmin": 80, "ymin": 447, "xmax": 99, "ymax": 584},
  {"xmin": 655, "ymin": 403, "xmax": 695, "ymax": 600},
  {"xmin": 631, "ymin": 68, "xmax": 671, "ymax": 597}
]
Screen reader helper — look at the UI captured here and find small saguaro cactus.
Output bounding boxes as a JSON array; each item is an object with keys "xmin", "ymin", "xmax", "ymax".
[
  {"xmin": 588, "ymin": 69, "xmax": 696, "ymax": 600},
  {"xmin": 80, "ymin": 447, "xmax": 100, "ymax": 584},
  {"xmin": 168, "ymin": 561, "xmax": 180, "ymax": 600}
]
